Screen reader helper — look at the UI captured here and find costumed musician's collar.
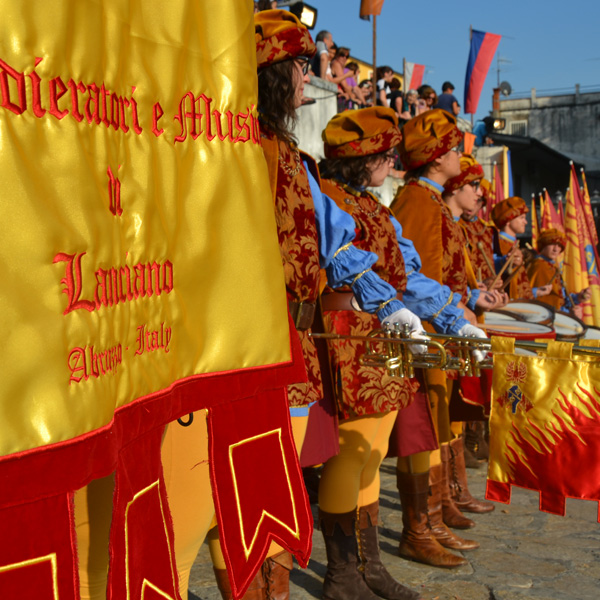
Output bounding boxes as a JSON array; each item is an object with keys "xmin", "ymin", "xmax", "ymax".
[
  {"xmin": 333, "ymin": 178, "xmax": 368, "ymax": 197},
  {"xmin": 417, "ymin": 177, "xmax": 445, "ymax": 194},
  {"xmin": 454, "ymin": 215, "xmax": 461, "ymax": 222},
  {"xmin": 540, "ymin": 254, "xmax": 556, "ymax": 266},
  {"xmin": 499, "ymin": 231, "xmax": 517, "ymax": 243}
]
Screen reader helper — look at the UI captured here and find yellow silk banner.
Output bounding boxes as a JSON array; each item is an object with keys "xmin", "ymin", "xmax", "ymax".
[
  {"xmin": 487, "ymin": 337, "xmax": 600, "ymax": 518},
  {"xmin": 0, "ymin": 1, "xmax": 290, "ymax": 456}
]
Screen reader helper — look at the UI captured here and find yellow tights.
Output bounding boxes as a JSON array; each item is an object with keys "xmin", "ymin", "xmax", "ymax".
[{"xmin": 318, "ymin": 410, "xmax": 397, "ymax": 514}]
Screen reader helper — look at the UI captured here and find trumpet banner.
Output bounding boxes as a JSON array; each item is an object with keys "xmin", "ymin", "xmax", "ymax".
[
  {"xmin": 0, "ymin": 1, "xmax": 311, "ymax": 598},
  {"xmin": 486, "ymin": 337, "xmax": 600, "ymax": 520}
]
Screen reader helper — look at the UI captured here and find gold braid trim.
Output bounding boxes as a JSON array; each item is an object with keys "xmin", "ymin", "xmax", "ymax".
[
  {"xmin": 431, "ymin": 292, "xmax": 454, "ymax": 320},
  {"xmin": 377, "ymin": 297, "xmax": 395, "ymax": 313},
  {"xmin": 333, "ymin": 242, "xmax": 353, "ymax": 259},
  {"xmin": 353, "ymin": 268, "xmax": 371, "ymax": 285}
]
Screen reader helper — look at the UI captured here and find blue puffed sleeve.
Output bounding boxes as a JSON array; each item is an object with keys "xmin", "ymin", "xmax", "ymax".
[
  {"xmin": 391, "ymin": 215, "xmax": 469, "ymax": 334},
  {"xmin": 493, "ymin": 253, "xmax": 507, "ymax": 272},
  {"xmin": 306, "ymin": 163, "xmax": 404, "ymax": 319},
  {"xmin": 466, "ymin": 287, "xmax": 481, "ymax": 311}
]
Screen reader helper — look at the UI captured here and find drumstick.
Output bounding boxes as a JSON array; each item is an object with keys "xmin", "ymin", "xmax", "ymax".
[
  {"xmin": 488, "ymin": 246, "xmax": 517, "ymax": 290},
  {"xmin": 476, "ymin": 241, "xmax": 496, "ymax": 276},
  {"xmin": 478, "ymin": 323, "xmax": 534, "ymax": 332},
  {"xmin": 501, "ymin": 262, "xmax": 525, "ymax": 290}
]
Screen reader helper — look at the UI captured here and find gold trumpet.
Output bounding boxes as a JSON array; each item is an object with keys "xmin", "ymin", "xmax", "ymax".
[{"xmin": 311, "ymin": 324, "xmax": 600, "ymax": 379}]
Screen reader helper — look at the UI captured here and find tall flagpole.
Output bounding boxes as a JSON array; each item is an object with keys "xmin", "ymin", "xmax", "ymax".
[
  {"xmin": 469, "ymin": 25, "xmax": 474, "ymax": 128},
  {"xmin": 372, "ymin": 15, "xmax": 377, "ymax": 100},
  {"xmin": 403, "ymin": 57, "xmax": 406, "ymax": 94}
]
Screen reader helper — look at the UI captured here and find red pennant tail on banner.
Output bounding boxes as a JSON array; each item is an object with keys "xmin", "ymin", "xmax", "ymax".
[
  {"xmin": 493, "ymin": 162, "xmax": 504, "ymax": 205},
  {"xmin": 581, "ymin": 167, "xmax": 598, "ymax": 247},
  {"xmin": 542, "ymin": 188, "xmax": 562, "ymax": 231},
  {"xmin": 209, "ymin": 388, "xmax": 312, "ymax": 599}
]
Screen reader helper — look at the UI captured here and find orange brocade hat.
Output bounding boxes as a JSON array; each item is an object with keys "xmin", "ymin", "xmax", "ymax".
[
  {"xmin": 538, "ymin": 228, "xmax": 566, "ymax": 250},
  {"xmin": 444, "ymin": 154, "xmax": 484, "ymax": 193},
  {"xmin": 492, "ymin": 196, "xmax": 528, "ymax": 228},
  {"xmin": 480, "ymin": 178, "xmax": 492, "ymax": 201},
  {"xmin": 255, "ymin": 9, "xmax": 316, "ymax": 69},
  {"xmin": 322, "ymin": 107, "xmax": 402, "ymax": 158},
  {"xmin": 399, "ymin": 109, "xmax": 463, "ymax": 170}
]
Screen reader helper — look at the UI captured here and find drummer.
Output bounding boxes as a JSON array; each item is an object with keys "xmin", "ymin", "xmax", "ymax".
[
  {"xmin": 460, "ymin": 178, "xmax": 497, "ymax": 288},
  {"xmin": 491, "ymin": 197, "xmax": 552, "ymax": 301},
  {"xmin": 527, "ymin": 228, "xmax": 591, "ymax": 318}
]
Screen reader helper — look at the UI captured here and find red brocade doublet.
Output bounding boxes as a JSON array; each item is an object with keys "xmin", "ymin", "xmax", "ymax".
[
  {"xmin": 320, "ymin": 178, "xmax": 417, "ymax": 420},
  {"xmin": 262, "ymin": 129, "xmax": 323, "ymax": 407},
  {"xmin": 460, "ymin": 217, "xmax": 495, "ymax": 281}
]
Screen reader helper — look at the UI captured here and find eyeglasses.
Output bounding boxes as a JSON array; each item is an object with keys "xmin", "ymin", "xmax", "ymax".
[
  {"xmin": 385, "ymin": 151, "xmax": 396, "ymax": 163},
  {"xmin": 449, "ymin": 143, "xmax": 464, "ymax": 154},
  {"xmin": 469, "ymin": 180, "xmax": 481, "ymax": 190},
  {"xmin": 295, "ymin": 56, "xmax": 311, "ymax": 75}
]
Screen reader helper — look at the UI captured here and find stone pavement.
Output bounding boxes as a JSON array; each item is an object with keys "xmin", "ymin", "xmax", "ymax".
[{"xmin": 188, "ymin": 459, "xmax": 600, "ymax": 600}]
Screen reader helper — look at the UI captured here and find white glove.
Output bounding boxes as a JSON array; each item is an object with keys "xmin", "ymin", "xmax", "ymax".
[
  {"xmin": 458, "ymin": 323, "xmax": 488, "ymax": 363},
  {"xmin": 382, "ymin": 308, "xmax": 428, "ymax": 354}
]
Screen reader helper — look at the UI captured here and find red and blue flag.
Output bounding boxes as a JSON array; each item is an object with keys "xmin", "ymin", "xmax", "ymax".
[{"xmin": 464, "ymin": 29, "xmax": 502, "ymax": 114}]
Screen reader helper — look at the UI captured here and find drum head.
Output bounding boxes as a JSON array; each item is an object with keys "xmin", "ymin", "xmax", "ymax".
[
  {"xmin": 484, "ymin": 321, "xmax": 555, "ymax": 341},
  {"xmin": 500, "ymin": 300, "xmax": 555, "ymax": 325},
  {"xmin": 554, "ymin": 312, "xmax": 586, "ymax": 341},
  {"xmin": 583, "ymin": 326, "xmax": 600, "ymax": 340},
  {"xmin": 485, "ymin": 311, "xmax": 521, "ymax": 325}
]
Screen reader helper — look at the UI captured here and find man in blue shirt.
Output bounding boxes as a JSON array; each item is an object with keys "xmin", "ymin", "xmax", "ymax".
[{"xmin": 435, "ymin": 81, "xmax": 460, "ymax": 116}]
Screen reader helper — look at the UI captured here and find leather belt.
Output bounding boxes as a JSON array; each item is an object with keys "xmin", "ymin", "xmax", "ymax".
[
  {"xmin": 321, "ymin": 291, "xmax": 403, "ymax": 312},
  {"xmin": 288, "ymin": 299, "xmax": 316, "ymax": 331},
  {"xmin": 321, "ymin": 292, "xmax": 358, "ymax": 312}
]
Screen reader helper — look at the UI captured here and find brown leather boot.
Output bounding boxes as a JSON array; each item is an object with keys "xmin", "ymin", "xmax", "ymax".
[
  {"xmin": 319, "ymin": 508, "xmax": 382, "ymax": 600},
  {"xmin": 357, "ymin": 502, "xmax": 421, "ymax": 600},
  {"xmin": 396, "ymin": 470, "xmax": 467, "ymax": 568},
  {"xmin": 263, "ymin": 551, "xmax": 292, "ymax": 600},
  {"xmin": 449, "ymin": 437, "xmax": 495, "ymax": 514},
  {"xmin": 428, "ymin": 463, "xmax": 480, "ymax": 551},
  {"xmin": 440, "ymin": 443, "xmax": 475, "ymax": 530},
  {"xmin": 465, "ymin": 421, "xmax": 489, "ymax": 461},
  {"xmin": 213, "ymin": 565, "xmax": 265, "ymax": 599}
]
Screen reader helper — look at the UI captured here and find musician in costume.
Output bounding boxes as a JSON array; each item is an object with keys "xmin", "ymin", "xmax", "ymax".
[
  {"xmin": 316, "ymin": 107, "xmax": 483, "ymax": 600},
  {"xmin": 527, "ymin": 228, "xmax": 591, "ymax": 317},
  {"xmin": 205, "ymin": 11, "xmax": 432, "ymax": 599},
  {"xmin": 460, "ymin": 178, "xmax": 497, "ymax": 286},
  {"xmin": 390, "ymin": 110, "xmax": 496, "ymax": 569},
  {"xmin": 491, "ymin": 197, "xmax": 552, "ymax": 301}
]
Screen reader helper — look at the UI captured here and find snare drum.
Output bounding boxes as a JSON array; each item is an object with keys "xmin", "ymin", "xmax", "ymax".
[
  {"xmin": 483, "ymin": 320, "xmax": 555, "ymax": 341},
  {"xmin": 582, "ymin": 326, "xmax": 600, "ymax": 341},
  {"xmin": 554, "ymin": 312, "xmax": 587, "ymax": 342},
  {"xmin": 499, "ymin": 300, "xmax": 555, "ymax": 326}
]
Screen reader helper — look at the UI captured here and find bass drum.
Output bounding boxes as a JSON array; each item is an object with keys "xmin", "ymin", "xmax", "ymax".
[
  {"xmin": 554, "ymin": 312, "xmax": 587, "ymax": 342},
  {"xmin": 496, "ymin": 300, "xmax": 555, "ymax": 326}
]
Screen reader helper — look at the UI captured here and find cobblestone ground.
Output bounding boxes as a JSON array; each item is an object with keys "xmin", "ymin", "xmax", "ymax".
[{"xmin": 188, "ymin": 458, "xmax": 600, "ymax": 600}]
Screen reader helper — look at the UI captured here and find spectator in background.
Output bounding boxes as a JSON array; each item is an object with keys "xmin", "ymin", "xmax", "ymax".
[
  {"xmin": 376, "ymin": 65, "xmax": 393, "ymax": 107},
  {"xmin": 359, "ymin": 79, "xmax": 374, "ymax": 107},
  {"xmin": 417, "ymin": 84, "xmax": 437, "ymax": 113},
  {"xmin": 255, "ymin": 0, "xmax": 277, "ymax": 10},
  {"xmin": 312, "ymin": 30, "xmax": 334, "ymax": 78},
  {"xmin": 328, "ymin": 47, "xmax": 355, "ymax": 111},
  {"xmin": 345, "ymin": 61, "xmax": 368, "ymax": 108},
  {"xmin": 388, "ymin": 77, "xmax": 404, "ymax": 117},
  {"xmin": 435, "ymin": 81, "xmax": 460, "ymax": 115},
  {"xmin": 472, "ymin": 116, "xmax": 495, "ymax": 146},
  {"xmin": 399, "ymin": 89, "xmax": 418, "ymax": 123}
]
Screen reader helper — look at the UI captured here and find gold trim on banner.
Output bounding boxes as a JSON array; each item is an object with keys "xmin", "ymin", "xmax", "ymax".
[
  {"xmin": 124, "ymin": 480, "xmax": 177, "ymax": 600},
  {"xmin": 229, "ymin": 430, "xmax": 300, "ymax": 559},
  {"xmin": 0, "ymin": 553, "xmax": 59, "ymax": 599}
]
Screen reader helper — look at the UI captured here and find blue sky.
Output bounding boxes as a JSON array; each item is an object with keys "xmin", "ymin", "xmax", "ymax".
[{"xmin": 305, "ymin": 0, "xmax": 600, "ymax": 121}]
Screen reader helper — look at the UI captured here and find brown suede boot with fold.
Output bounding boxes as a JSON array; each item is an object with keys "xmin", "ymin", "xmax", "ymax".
[
  {"xmin": 213, "ymin": 565, "xmax": 265, "ymax": 600},
  {"xmin": 449, "ymin": 437, "xmax": 495, "ymax": 514},
  {"xmin": 263, "ymin": 551, "xmax": 293, "ymax": 600},
  {"xmin": 428, "ymin": 463, "xmax": 480, "ymax": 551},
  {"xmin": 465, "ymin": 421, "xmax": 489, "ymax": 461},
  {"xmin": 440, "ymin": 443, "xmax": 475, "ymax": 529},
  {"xmin": 396, "ymin": 470, "xmax": 467, "ymax": 568},
  {"xmin": 357, "ymin": 501, "xmax": 421, "ymax": 600},
  {"xmin": 320, "ymin": 508, "xmax": 382, "ymax": 600}
]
